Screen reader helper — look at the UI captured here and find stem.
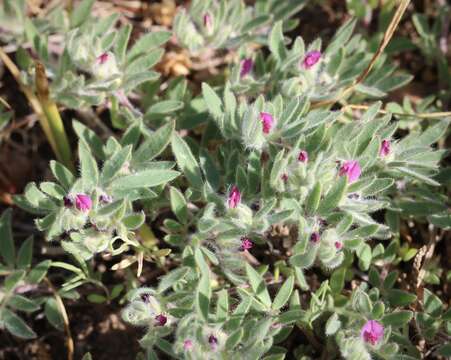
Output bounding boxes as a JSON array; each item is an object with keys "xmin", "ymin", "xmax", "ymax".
[{"xmin": 35, "ymin": 61, "xmax": 74, "ymax": 171}]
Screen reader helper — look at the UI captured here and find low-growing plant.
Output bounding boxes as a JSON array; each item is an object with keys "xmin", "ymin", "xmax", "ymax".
[{"xmin": 0, "ymin": 0, "xmax": 450, "ymax": 359}]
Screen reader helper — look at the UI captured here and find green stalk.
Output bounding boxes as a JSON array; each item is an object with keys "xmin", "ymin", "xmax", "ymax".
[{"xmin": 35, "ymin": 62, "xmax": 74, "ymax": 172}]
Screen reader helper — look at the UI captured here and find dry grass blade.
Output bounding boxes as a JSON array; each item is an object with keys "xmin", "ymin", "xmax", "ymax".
[
  {"xmin": 312, "ymin": 0, "xmax": 411, "ymax": 108},
  {"xmin": 344, "ymin": 104, "xmax": 451, "ymax": 119}
]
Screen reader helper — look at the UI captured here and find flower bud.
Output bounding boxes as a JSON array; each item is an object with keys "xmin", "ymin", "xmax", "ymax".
[
  {"xmin": 99, "ymin": 193, "xmax": 113, "ymax": 204},
  {"xmin": 379, "ymin": 139, "xmax": 391, "ymax": 157},
  {"xmin": 361, "ymin": 320, "xmax": 384, "ymax": 346},
  {"xmin": 339, "ymin": 160, "xmax": 361, "ymax": 183},
  {"xmin": 240, "ymin": 58, "xmax": 253, "ymax": 78},
  {"xmin": 302, "ymin": 50, "xmax": 321, "ymax": 69},
  {"xmin": 75, "ymin": 194, "xmax": 92, "ymax": 212},
  {"xmin": 203, "ymin": 12, "xmax": 214, "ymax": 35},
  {"xmin": 310, "ymin": 232, "xmax": 320, "ymax": 243},
  {"xmin": 63, "ymin": 195, "xmax": 74, "ymax": 208},
  {"xmin": 228, "ymin": 186, "xmax": 241, "ymax": 208},
  {"xmin": 298, "ymin": 150, "xmax": 308, "ymax": 163},
  {"xmin": 260, "ymin": 112, "xmax": 274, "ymax": 134},
  {"xmin": 92, "ymin": 52, "xmax": 120, "ymax": 80},
  {"xmin": 183, "ymin": 339, "xmax": 193, "ymax": 351},
  {"xmin": 239, "ymin": 237, "xmax": 253, "ymax": 251},
  {"xmin": 155, "ymin": 314, "xmax": 167, "ymax": 326},
  {"xmin": 334, "ymin": 241, "xmax": 343, "ymax": 250}
]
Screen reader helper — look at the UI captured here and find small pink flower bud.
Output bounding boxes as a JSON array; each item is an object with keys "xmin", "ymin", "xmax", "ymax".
[
  {"xmin": 281, "ymin": 173, "xmax": 288, "ymax": 182},
  {"xmin": 298, "ymin": 150, "xmax": 308, "ymax": 163},
  {"xmin": 379, "ymin": 139, "xmax": 391, "ymax": 157},
  {"xmin": 339, "ymin": 160, "xmax": 361, "ymax": 183},
  {"xmin": 75, "ymin": 194, "xmax": 92, "ymax": 212},
  {"xmin": 96, "ymin": 52, "xmax": 109, "ymax": 65},
  {"xmin": 310, "ymin": 232, "xmax": 320, "ymax": 243},
  {"xmin": 240, "ymin": 237, "xmax": 253, "ymax": 251},
  {"xmin": 155, "ymin": 314, "xmax": 167, "ymax": 326},
  {"xmin": 100, "ymin": 194, "xmax": 113, "ymax": 204},
  {"xmin": 208, "ymin": 334, "xmax": 218, "ymax": 350},
  {"xmin": 334, "ymin": 241, "xmax": 343, "ymax": 250},
  {"xmin": 303, "ymin": 51, "xmax": 321, "ymax": 69},
  {"xmin": 260, "ymin": 112, "xmax": 274, "ymax": 134},
  {"xmin": 240, "ymin": 58, "xmax": 253, "ymax": 78},
  {"xmin": 228, "ymin": 186, "xmax": 241, "ymax": 208},
  {"xmin": 140, "ymin": 293, "xmax": 152, "ymax": 303},
  {"xmin": 183, "ymin": 339, "xmax": 193, "ymax": 351},
  {"xmin": 203, "ymin": 12, "xmax": 213, "ymax": 33},
  {"xmin": 361, "ymin": 320, "xmax": 384, "ymax": 346}
]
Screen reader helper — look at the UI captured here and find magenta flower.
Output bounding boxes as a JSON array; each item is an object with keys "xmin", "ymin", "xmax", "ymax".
[
  {"xmin": 303, "ymin": 51, "xmax": 321, "ymax": 69},
  {"xmin": 334, "ymin": 241, "xmax": 343, "ymax": 250},
  {"xmin": 361, "ymin": 320, "xmax": 384, "ymax": 346},
  {"xmin": 155, "ymin": 314, "xmax": 167, "ymax": 326},
  {"xmin": 281, "ymin": 173, "xmax": 288, "ymax": 183},
  {"xmin": 208, "ymin": 334, "xmax": 218, "ymax": 350},
  {"xmin": 379, "ymin": 139, "xmax": 391, "ymax": 157},
  {"xmin": 203, "ymin": 12, "xmax": 213, "ymax": 32},
  {"xmin": 240, "ymin": 58, "xmax": 253, "ymax": 78},
  {"xmin": 240, "ymin": 237, "xmax": 253, "ymax": 251},
  {"xmin": 183, "ymin": 339, "xmax": 193, "ymax": 351},
  {"xmin": 96, "ymin": 52, "xmax": 109, "ymax": 65},
  {"xmin": 260, "ymin": 112, "xmax": 274, "ymax": 134},
  {"xmin": 298, "ymin": 150, "xmax": 308, "ymax": 163},
  {"xmin": 310, "ymin": 232, "xmax": 320, "ymax": 243},
  {"xmin": 339, "ymin": 160, "xmax": 361, "ymax": 183},
  {"xmin": 75, "ymin": 194, "xmax": 92, "ymax": 212},
  {"xmin": 228, "ymin": 185, "xmax": 241, "ymax": 208}
]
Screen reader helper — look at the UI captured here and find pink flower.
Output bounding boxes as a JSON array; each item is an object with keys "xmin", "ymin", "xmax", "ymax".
[
  {"xmin": 208, "ymin": 334, "xmax": 218, "ymax": 350},
  {"xmin": 75, "ymin": 194, "xmax": 92, "ymax": 212},
  {"xmin": 361, "ymin": 320, "xmax": 384, "ymax": 346},
  {"xmin": 303, "ymin": 51, "xmax": 321, "ymax": 69},
  {"xmin": 310, "ymin": 232, "xmax": 320, "ymax": 243},
  {"xmin": 228, "ymin": 186, "xmax": 241, "ymax": 208},
  {"xmin": 379, "ymin": 139, "xmax": 391, "ymax": 157},
  {"xmin": 96, "ymin": 52, "xmax": 109, "ymax": 65},
  {"xmin": 240, "ymin": 238, "xmax": 253, "ymax": 251},
  {"xmin": 260, "ymin": 112, "xmax": 274, "ymax": 134},
  {"xmin": 155, "ymin": 314, "xmax": 167, "ymax": 326},
  {"xmin": 334, "ymin": 241, "xmax": 343, "ymax": 250},
  {"xmin": 183, "ymin": 339, "xmax": 193, "ymax": 351},
  {"xmin": 298, "ymin": 150, "xmax": 308, "ymax": 163},
  {"xmin": 240, "ymin": 58, "xmax": 253, "ymax": 78},
  {"xmin": 339, "ymin": 160, "xmax": 361, "ymax": 183},
  {"xmin": 203, "ymin": 12, "xmax": 213, "ymax": 32},
  {"xmin": 281, "ymin": 173, "xmax": 288, "ymax": 182}
]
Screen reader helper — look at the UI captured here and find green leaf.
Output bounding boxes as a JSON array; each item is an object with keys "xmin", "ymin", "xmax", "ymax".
[
  {"xmin": 16, "ymin": 237, "xmax": 33, "ymax": 268},
  {"xmin": 127, "ymin": 31, "xmax": 171, "ymax": 62},
  {"xmin": 157, "ymin": 267, "xmax": 189, "ymax": 293},
  {"xmin": 87, "ymin": 294, "xmax": 107, "ymax": 304},
  {"xmin": 272, "ymin": 275, "xmax": 294, "ymax": 310},
  {"xmin": 122, "ymin": 212, "xmax": 145, "ymax": 229},
  {"xmin": 269, "ymin": 21, "xmax": 286, "ymax": 61},
  {"xmin": 171, "ymin": 133, "xmax": 203, "ymax": 190},
  {"xmin": 318, "ymin": 176, "xmax": 347, "ymax": 215},
  {"xmin": 3, "ymin": 308, "xmax": 36, "ymax": 339},
  {"xmin": 70, "ymin": 0, "xmax": 95, "ymax": 28},
  {"xmin": 245, "ymin": 263, "xmax": 271, "ymax": 308},
  {"xmin": 96, "ymin": 199, "xmax": 125, "ymax": 217},
  {"xmin": 100, "ymin": 146, "xmax": 132, "ymax": 184},
  {"xmin": 114, "ymin": 24, "xmax": 132, "ymax": 63},
  {"xmin": 195, "ymin": 270, "xmax": 211, "ymax": 321},
  {"xmin": 4, "ymin": 270, "xmax": 25, "ymax": 291},
  {"xmin": 81, "ymin": 353, "xmax": 93, "ymax": 360},
  {"xmin": 111, "ymin": 169, "xmax": 179, "ymax": 190},
  {"xmin": 45, "ymin": 298, "xmax": 64, "ymax": 330},
  {"xmin": 50, "ymin": 160, "xmax": 75, "ymax": 190},
  {"xmin": 146, "ymin": 100, "xmax": 184, "ymax": 116},
  {"xmin": 73, "ymin": 120, "xmax": 105, "ymax": 160},
  {"xmin": 382, "ymin": 311, "xmax": 413, "ymax": 327},
  {"xmin": 0, "ymin": 209, "xmax": 15, "ymax": 267},
  {"xmin": 436, "ymin": 343, "xmax": 451, "ymax": 357},
  {"xmin": 8, "ymin": 295, "xmax": 40, "ymax": 312},
  {"xmin": 169, "ymin": 187, "xmax": 188, "ymax": 224},
  {"xmin": 202, "ymin": 83, "xmax": 223, "ymax": 119},
  {"xmin": 133, "ymin": 120, "xmax": 175, "ymax": 163},
  {"xmin": 27, "ymin": 260, "xmax": 51, "ymax": 284},
  {"xmin": 79, "ymin": 140, "xmax": 99, "ymax": 188},
  {"xmin": 225, "ymin": 328, "xmax": 244, "ymax": 349},
  {"xmin": 325, "ymin": 313, "xmax": 341, "ymax": 335},
  {"xmin": 387, "ymin": 289, "xmax": 416, "ymax": 307},
  {"xmin": 305, "ymin": 182, "xmax": 322, "ymax": 215}
]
